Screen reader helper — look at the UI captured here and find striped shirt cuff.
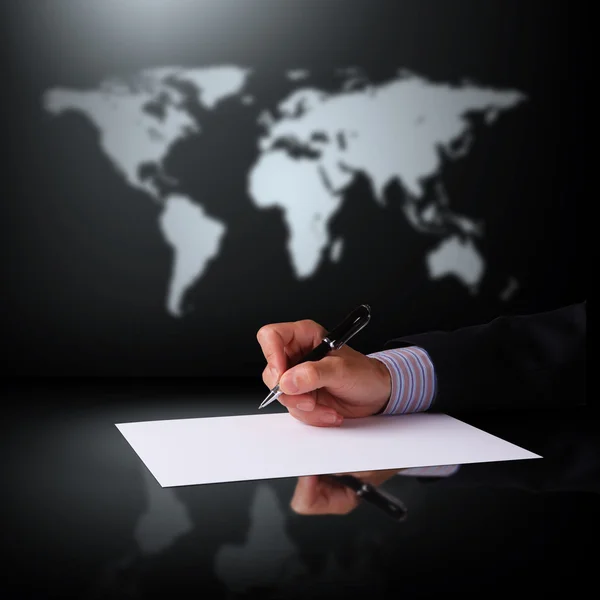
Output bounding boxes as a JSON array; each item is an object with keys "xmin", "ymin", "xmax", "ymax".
[
  {"xmin": 397, "ymin": 465, "xmax": 460, "ymax": 477},
  {"xmin": 368, "ymin": 346, "xmax": 437, "ymax": 415}
]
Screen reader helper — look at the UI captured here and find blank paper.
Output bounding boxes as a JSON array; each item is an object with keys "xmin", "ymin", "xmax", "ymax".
[{"xmin": 116, "ymin": 412, "xmax": 540, "ymax": 487}]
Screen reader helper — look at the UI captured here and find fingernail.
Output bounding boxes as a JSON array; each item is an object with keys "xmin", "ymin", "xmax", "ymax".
[
  {"xmin": 296, "ymin": 401, "xmax": 314, "ymax": 411},
  {"xmin": 322, "ymin": 413, "xmax": 340, "ymax": 425},
  {"xmin": 281, "ymin": 373, "xmax": 298, "ymax": 393}
]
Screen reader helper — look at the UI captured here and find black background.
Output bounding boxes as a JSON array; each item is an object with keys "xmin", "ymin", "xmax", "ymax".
[
  {"xmin": 1, "ymin": 2, "xmax": 592, "ymax": 599},
  {"xmin": 1, "ymin": 0, "xmax": 586, "ymax": 378}
]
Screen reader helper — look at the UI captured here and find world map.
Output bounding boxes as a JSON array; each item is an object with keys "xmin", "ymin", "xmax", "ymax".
[{"xmin": 43, "ymin": 66, "xmax": 526, "ymax": 317}]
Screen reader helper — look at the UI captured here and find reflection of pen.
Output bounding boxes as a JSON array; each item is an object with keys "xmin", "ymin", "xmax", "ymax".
[
  {"xmin": 322, "ymin": 474, "xmax": 408, "ymax": 522},
  {"xmin": 258, "ymin": 304, "xmax": 372, "ymax": 409}
]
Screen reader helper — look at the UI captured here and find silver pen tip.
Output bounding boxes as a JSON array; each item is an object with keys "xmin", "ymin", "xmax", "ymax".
[{"xmin": 259, "ymin": 386, "xmax": 280, "ymax": 409}]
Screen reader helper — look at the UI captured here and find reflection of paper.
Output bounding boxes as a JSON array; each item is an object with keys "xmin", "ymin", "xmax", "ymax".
[{"xmin": 116, "ymin": 412, "xmax": 540, "ymax": 488}]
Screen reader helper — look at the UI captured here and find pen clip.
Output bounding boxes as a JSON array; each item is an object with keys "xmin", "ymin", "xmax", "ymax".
[{"xmin": 327, "ymin": 304, "xmax": 371, "ymax": 350}]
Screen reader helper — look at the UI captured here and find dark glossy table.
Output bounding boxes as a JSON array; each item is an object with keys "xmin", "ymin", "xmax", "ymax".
[{"xmin": 4, "ymin": 379, "xmax": 598, "ymax": 599}]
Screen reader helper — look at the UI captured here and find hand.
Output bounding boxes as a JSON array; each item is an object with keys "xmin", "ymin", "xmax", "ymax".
[
  {"xmin": 290, "ymin": 469, "xmax": 400, "ymax": 515},
  {"xmin": 257, "ymin": 319, "xmax": 392, "ymax": 426}
]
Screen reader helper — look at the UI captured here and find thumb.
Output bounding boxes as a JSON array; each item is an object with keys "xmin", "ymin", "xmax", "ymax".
[{"xmin": 279, "ymin": 357, "xmax": 344, "ymax": 396}]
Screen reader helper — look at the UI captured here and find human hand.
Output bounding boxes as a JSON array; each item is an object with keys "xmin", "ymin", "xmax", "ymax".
[
  {"xmin": 290, "ymin": 469, "xmax": 400, "ymax": 516},
  {"xmin": 257, "ymin": 318, "xmax": 391, "ymax": 426}
]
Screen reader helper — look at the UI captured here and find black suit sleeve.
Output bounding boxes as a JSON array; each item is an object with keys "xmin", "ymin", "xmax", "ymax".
[{"xmin": 384, "ymin": 302, "xmax": 586, "ymax": 413}]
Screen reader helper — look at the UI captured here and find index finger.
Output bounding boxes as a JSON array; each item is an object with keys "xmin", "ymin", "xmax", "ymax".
[{"xmin": 256, "ymin": 320, "xmax": 326, "ymax": 377}]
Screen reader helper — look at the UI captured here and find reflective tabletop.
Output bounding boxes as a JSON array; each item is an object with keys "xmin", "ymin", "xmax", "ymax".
[{"xmin": 4, "ymin": 379, "xmax": 597, "ymax": 599}]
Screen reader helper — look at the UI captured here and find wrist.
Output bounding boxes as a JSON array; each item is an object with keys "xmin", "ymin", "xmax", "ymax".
[
  {"xmin": 369, "ymin": 358, "xmax": 392, "ymax": 415},
  {"xmin": 367, "ymin": 346, "xmax": 437, "ymax": 415}
]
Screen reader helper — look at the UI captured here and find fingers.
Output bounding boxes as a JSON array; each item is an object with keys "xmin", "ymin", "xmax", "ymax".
[
  {"xmin": 260, "ymin": 369, "xmax": 344, "ymax": 425},
  {"xmin": 279, "ymin": 355, "xmax": 347, "ymax": 396},
  {"xmin": 262, "ymin": 363, "xmax": 343, "ymax": 426},
  {"xmin": 347, "ymin": 469, "xmax": 400, "ymax": 486},
  {"xmin": 258, "ymin": 321, "xmax": 348, "ymax": 427},
  {"xmin": 288, "ymin": 405, "xmax": 343, "ymax": 427},
  {"xmin": 256, "ymin": 320, "xmax": 326, "ymax": 378},
  {"xmin": 291, "ymin": 475, "xmax": 358, "ymax": 515},
  {"xmin": 290, "ymin": 475, "xmax": 319, "ymax": 513},
  {"xmin": 290, "ymin": 472, "xmax": 398, "ymax": 517},
  {"xmin": 261, "ymin": 363, "xmax": 279, "ymax": 390}
]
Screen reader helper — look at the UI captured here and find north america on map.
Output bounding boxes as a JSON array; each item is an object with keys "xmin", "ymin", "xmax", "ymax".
[{"xmin": 43, "ymin": 66, "xmax": 526, "ymax": 316}]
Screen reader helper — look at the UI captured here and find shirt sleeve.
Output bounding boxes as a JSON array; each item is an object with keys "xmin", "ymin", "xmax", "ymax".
[
  {"xmin": 368, "ymin": 346, "xmax": 437, "ymax": 415},
  {"xmin": 397, "ymin": 464, "xmax": 460, "ymax": 477},
  {"xmin": 368, "ymin": 347, "xmax": 458, "ymax": 477}
]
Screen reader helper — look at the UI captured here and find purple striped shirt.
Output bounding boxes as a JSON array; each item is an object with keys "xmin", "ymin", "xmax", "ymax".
[
  {"xmin": 397, "ymin": 464, "xmax": 460, "ymax": 477},
  {"xmin": 368, "ymin": 346, "xmax": 437, "ymax": 414},
  {"xmin": 368, "ymin": 346, "xmax": 459, "ymax": 478}
]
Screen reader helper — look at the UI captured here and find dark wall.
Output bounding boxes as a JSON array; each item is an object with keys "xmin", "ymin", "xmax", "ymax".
[
  {"xmin": 1, "ymin": 4, "xmax": 592, "ymax": 599},
  {"xmin": 1, "ymin": 0, "xmax": 586, "ymax": 378}
]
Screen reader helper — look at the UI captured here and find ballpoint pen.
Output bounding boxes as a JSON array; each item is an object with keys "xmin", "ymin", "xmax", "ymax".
[{"xmin": 258, "ymin": 304, "xmax": 372, "ymax": 410}]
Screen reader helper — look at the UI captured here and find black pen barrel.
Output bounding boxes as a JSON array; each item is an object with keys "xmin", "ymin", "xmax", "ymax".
[{"xmin": 295, "ymin": 340, "xmax": 332, "ymax": 366}]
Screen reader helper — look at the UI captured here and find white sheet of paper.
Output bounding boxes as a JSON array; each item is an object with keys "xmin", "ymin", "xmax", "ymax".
[{"xmin": 116, "ymin": 412, "xmax": 540, "ymax": 487}]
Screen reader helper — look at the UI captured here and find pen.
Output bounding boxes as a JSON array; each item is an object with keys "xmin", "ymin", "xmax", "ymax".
[
  {"xmin": 258, "ymin": 304, "xmax": 372, "ymax": 409},
  {"xmin": 321, "ymin": 474, "xmax": 408, "ymax": 522}
]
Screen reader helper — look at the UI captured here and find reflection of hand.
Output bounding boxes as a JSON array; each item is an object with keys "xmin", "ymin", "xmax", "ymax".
[
  {"xmin": 290, "ymin": 470, "xmax": 400, "ymax": 516},
  {"xmin": 257, "ymin": 319, "xmax": 392, "ymax": 426}
]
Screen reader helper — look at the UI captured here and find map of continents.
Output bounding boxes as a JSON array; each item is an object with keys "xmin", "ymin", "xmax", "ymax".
[{"xmin": 43, "ymin": 67, "xmax": 526, "ymax": 317}]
